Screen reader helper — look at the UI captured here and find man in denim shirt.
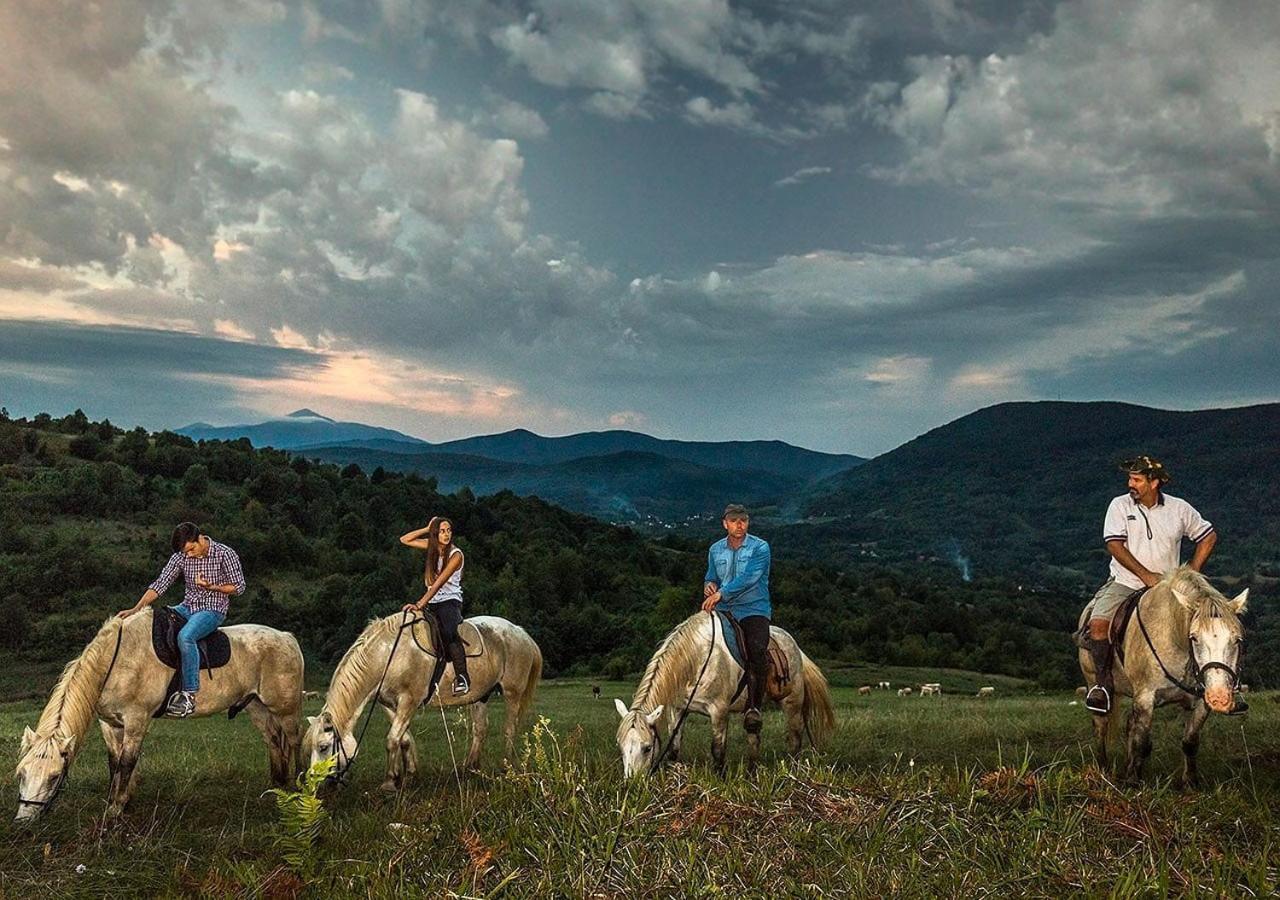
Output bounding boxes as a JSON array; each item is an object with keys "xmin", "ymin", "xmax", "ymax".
[{"xmin": 702, "ymin": 504, "xmax": 772, "ymax": 735}]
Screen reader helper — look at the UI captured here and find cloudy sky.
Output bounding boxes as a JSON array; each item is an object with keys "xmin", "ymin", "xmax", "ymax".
[{"xmin": 1, "ymin": 0, "xmax": 1277, "ymax": 455}]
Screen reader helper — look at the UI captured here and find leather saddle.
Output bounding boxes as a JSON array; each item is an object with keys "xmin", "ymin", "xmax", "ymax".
[
  {"xmin": 715, "ymin": 610, "xmax": 792, "ymax": 703},
  {"xmin": 151, "ymin": 607, "xmax": 232, "ymax": 717},
  {"xmin": 1075, "ymin": 588, "xmax": 1145, "ymax": 662}
]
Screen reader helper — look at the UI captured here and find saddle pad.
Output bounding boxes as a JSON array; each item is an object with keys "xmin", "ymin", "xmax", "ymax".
[
  {"xmin": 414, "ymin": 614, "xmax": 483, "ymax": 659},
  {"xmin": 151, "ymin": 606, "xmax": 232, "ymax": 671}
]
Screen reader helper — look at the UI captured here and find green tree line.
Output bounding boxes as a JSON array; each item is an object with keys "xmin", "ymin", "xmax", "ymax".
[{"xmin": 2, "ymin": 409, "xmax": 1274, "ymax": 688}]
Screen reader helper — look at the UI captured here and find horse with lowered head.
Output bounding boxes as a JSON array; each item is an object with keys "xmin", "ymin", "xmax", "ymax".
[
  {"xmin": 303, "ymin": 612, "xmax": 541, "ymax": 792},
  {"xmin": 1079, "ymin": 566, "xmax": 1247, "ymax": 787},
  {"xmin": 15, "ymin": 611, "xmax": 304, "ymax": 823},
  {"xmin": 616, "ymin": 612, "xmax": 835, "ymax": 777}
]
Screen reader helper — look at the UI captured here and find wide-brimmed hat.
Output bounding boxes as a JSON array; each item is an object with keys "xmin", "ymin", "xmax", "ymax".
[{"xmin": 1120, "ymin": 455, "xmax": 1170, "ymax": 483}]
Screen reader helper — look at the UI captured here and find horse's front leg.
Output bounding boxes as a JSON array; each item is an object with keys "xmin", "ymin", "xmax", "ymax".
[
  {"xmin": 106, "ymin": 713, "xmax": 151, "ymax": 818},
  {"xmin": 1123, "ymin": 691, "xmax": 1156, "ymax": 785},
  {"xmin": 709, "ymin": 706, "xmax": 729, "ymax": 775},
  {"xmin": 465, "ymin": 700, "xmax": 490, "ymax": 771},
  {"xmin": 1180, "ymin": 698, "xmax": 1210, "ymax": 790},
  {"xmin": 381, "ymin": 696, "xmax": 417, "ymax": 793},
  {"xmin": 99, "ymin": 719, "xmax": 123, "ymax": 796}
]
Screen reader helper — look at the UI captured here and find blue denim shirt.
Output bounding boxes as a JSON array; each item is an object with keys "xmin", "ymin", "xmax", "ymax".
[{"xmin": 704, "ymin": 534, "xmax": 771, "ymax": 620}]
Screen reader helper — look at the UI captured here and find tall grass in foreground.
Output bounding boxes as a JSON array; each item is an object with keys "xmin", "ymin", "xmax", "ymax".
[{"xmin": 2, "ymin": 684, "xmax": 1278, "ymax": 897}]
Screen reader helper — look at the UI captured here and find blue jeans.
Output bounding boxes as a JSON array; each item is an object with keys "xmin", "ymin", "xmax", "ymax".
[{"xmin": 171, "ymin": 605, "xmax": 225, "ymax": 692}]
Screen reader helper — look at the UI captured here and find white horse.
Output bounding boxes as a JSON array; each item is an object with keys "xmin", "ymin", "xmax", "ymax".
[
  {"xmin": 15, "ymin": 611, "xmax": 304, "ymax": 822},
  {"xmin": 1079, "ymin": 567, "xmax": 1247, "ymax": 787},
  {"xmin": 303, "ymin": 612, "xmax": 541, "ymax": 791},
  {"xmin": 615, "ymin": 613, "xmax": 835, "ymax": 776}
]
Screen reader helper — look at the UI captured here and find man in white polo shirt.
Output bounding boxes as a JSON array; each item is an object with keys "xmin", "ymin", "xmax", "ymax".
[{"xmin": 1082, "ymin": 456, "xmax": 1217, "ymax": 715}]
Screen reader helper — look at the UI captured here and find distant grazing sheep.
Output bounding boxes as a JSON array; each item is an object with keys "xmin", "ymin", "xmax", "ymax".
[
  {"xmin": 977, "ymin": 686, "xmax": 995, "ymax": 698},
  {"xmin": 858, "ymin": 685, "xmax": 872, "ymax": 696},
  {"xmin": 897, "ymin": 687, "xmax": 913, "ymax": 697}
]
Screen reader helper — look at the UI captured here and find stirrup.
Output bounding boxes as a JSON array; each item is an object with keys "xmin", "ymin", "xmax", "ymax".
[
  {"xmin": 452, "ymin": 675, "xmax": 470, "ymax": 696},
  {"xmin": 165, "ymin": 691, "xmax": 196, "ymax": 718},
  {"xmin": 1084, "ymin": 685, "xmax": 1111, "ymax": 715},
  {"xmin": 743, "ymin": 707, "xmax": 762, "ymax": 734},
  {"xmin": 1227, "ymin": 699, "xmax": 1250, "ymax": 716}
]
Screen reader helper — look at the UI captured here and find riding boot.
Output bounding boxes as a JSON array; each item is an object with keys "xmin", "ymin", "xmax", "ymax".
[
  {"xmin": 744, "ymin": 662, "xmax": 767, "ymax": 734},
  {"xmin": 449, "ymin": 642, "xmax": 470, "ymax": 695},
  {"xmin": 1084, "ymin": 637, "xmax": 1113, "ymax": 715}
]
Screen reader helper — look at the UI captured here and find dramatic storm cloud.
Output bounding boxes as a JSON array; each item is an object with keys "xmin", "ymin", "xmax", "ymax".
[{"xmin": 0, "ymin": 0, "xmax": 1276, "ymax": 454}]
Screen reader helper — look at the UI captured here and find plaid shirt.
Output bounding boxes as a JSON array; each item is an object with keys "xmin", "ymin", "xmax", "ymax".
[{"xmin": 148, "ymin": 538, "xmax": 246, "ymax": 615}]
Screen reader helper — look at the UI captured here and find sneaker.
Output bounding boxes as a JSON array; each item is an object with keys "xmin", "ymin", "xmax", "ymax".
[
  {"xmin": 743, "ymin": 707, "xmax": 762, "ymax": 734},
  {"xmin": 165, "ymin": 690, "xmax": 196, "ymax": 718},
  {"xmin": 1084, "ymin": 685, "xmax": 1111, "ymax": 715},
  {"xmin": 452, "ymin": 674, "xmax": 470, "ymax": 696}
]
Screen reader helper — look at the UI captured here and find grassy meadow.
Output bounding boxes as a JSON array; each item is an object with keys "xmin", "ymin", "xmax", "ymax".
[{"xmin": 3, "ymin": 677, "xmax": 1279, "ymax": 898}]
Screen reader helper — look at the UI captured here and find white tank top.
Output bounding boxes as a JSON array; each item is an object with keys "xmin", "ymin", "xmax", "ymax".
[{"xmin": 429, "ymin": 547, "xmax": 464, "ymax": 604}]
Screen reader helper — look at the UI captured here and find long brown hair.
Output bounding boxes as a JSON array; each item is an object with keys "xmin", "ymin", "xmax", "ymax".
[{"xmin": 424, "ymin": 517, "xmax": 457, "ymax": 582}]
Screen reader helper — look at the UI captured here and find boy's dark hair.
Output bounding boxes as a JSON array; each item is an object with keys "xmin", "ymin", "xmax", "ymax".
[{"xmin": 171, "ymin": 521, "xmax": 201, "ymax": 553}]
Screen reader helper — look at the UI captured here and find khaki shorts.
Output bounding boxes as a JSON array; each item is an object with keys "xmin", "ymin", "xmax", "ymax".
[{"xmin": 1087, "ymin": 578, "xmax": 1138, "ymax": 623}]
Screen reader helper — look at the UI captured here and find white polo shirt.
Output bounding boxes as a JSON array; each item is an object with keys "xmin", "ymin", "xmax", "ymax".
[{"xmin": 1103, "ymin": 493, "xmax": 1214, "ymax": 589}]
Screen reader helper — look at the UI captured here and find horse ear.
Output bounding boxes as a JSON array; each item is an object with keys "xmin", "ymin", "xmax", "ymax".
[
  {"xmin": 306, "ymin": 715, "xmax": 318, "ymax": 726},
  {"xmin": 1231, "ymin": 588, "xmax": 1249, "ymax": 615},
  {"xmin": 1171, "ymin": 586, "xmax": 1195, "ymax": 610},
  {"xmin": 57, "ymin": 734, "xmax": 75, "ymax": 754},
  {"xmin": 614, "ymin": 698, "xmax": 629, "ymax": 719},
  {"xmin": 21, "ymin": 727, "xmax": 36, "ymax": 750},
  {"xmin": 644, "ymin": 705, "xmax": 664, "ymax": 726}
]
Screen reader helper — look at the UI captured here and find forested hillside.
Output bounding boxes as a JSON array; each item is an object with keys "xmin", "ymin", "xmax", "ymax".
[{"xmin": 3, "ymin": 408, "xmax": 1277, "ymax": 692}]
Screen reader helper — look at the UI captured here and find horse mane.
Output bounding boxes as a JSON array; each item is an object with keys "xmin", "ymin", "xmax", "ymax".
[
  {"xmin": 321, "ymin": 614, "xmax": 400, "ymax": 728},
  {"xmin": 28, "ymin": 617, "xmax": 121, "ymax": 755},
  {"xmin": 628, "ymin": 613, "xmax": 709, "ymax": 714},
  {"xmin": 1160, "ymin": 566, "xmax": 1243, "ymax": 633}
]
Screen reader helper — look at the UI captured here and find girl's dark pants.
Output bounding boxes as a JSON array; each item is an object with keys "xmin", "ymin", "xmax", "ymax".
[{"xmin": 431, "ymin": 599, "xmax": 469, "ymax": 680}]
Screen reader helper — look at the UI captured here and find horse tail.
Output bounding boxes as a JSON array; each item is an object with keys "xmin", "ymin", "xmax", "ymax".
[
  {"xmin": 514, "ymin": 636, "xmax": 543, "ymax": 725},
  {"xmin": 799, "ymin": 651, "xmax": 836, "ymax": 749}
]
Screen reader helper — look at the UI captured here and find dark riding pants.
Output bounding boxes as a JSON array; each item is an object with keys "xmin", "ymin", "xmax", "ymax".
[
  {"xmin": 739, "ymin": 615, "xmax": 771, "ymax": 711},
  {"xmin": 429, "ymin": 599, "xmax": 468, "ymax": 679}
]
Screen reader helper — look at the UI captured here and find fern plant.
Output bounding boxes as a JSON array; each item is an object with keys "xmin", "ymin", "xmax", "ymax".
[{"xmin": 266, "ymin": 756, "xmax": 338, "ymax": 880}]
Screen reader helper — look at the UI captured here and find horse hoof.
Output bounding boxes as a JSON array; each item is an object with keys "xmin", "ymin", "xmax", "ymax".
[{"xmin": 378, "ymin": 780, "xmax": 400, "ymax": 794}]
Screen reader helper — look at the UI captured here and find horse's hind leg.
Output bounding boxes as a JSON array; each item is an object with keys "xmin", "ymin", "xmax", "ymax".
[
  {"xmin": 403, "ymin": 731, "xmax": 419, "ymax": 778},
  {"xmin": 1180, "ymin": 699, "xmax": 1210, "ymax": 790},
  {"xmin": 246, "ymin": 700, "xmax": 295, "ymax": 786},
  {"xmin": 465, "ymin": 700, "xmax": 490, "ymax": 771},
  {"xmin": 1123, "ymin": 693, "xmax": 1156, "ymax": 785}
]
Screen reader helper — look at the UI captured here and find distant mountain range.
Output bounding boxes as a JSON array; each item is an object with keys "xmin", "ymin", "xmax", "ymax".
[
  {"xmin": 177, "ymin": 410, "xmax": 864, "ymax": 522},
  {"xmin": 782, "ymin": 401, "xmax": 1280, "ymax": 583},
  {"xmin": 179, "ymin": 410, "xmax": 427, "ymax": 449}
]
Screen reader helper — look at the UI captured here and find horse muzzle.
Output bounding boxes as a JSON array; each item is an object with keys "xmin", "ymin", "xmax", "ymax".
[{"xmin": 1203, "ymin": 683, "xmax": 1235, "ymax": 714}]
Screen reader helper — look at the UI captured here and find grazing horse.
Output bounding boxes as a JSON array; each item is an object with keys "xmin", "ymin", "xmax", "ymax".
[
  {"xmin": 303, "ymin": 613, "xmax": 541, "ymax": 791},
  {"xmin": 614, "ymin": 613, "xmax": 835, "ymax": 777},
  {"xmin": 1079, "ymin": 567, "xmax": 1247, "ymax": 787},
  {"xmin": 15, "ymin": 612, "xmax": 304, "ymax": 823}
]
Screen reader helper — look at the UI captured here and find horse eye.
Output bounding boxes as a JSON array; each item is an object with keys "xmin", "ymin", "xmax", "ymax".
[{"xmin": 641, "ymin": 745, "xmax": 652, "ymax": 754}]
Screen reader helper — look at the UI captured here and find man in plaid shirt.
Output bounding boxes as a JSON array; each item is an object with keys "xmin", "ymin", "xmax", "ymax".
[{"xmin": 118, "ymin": 522, "xmax": 246, "ymax": 717}]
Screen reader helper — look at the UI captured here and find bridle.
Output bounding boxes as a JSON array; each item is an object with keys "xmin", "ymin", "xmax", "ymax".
[
  {"xmin": 17, "ymin": 748, "xmax": 71, "ymax": 813},
  {"xmin": 1135, "ymin": 597, "xmax": 1242, "ymax": 698}
]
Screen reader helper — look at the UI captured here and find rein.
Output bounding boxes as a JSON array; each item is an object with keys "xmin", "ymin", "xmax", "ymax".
[
  {"xmin": 649, "ymin": 611, "xmax": 716, "ymax": 773},
  {"xmin": 333, "ymin": 611, "xmax": 413, "ymax": 781},
  {"xmin": 1135, "ymin": 596, "xmax": 1239, "ymax": 698}
]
